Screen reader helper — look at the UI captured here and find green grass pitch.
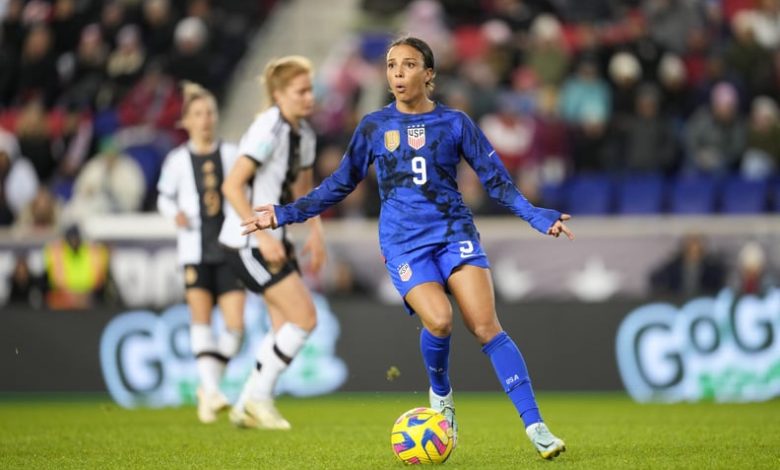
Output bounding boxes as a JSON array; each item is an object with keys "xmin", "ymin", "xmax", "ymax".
[{"xmin": 1, "ymin": 392, "xmax": 778, "ymax": 469}]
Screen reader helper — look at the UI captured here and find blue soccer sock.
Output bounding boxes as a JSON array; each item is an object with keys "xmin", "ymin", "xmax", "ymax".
[
  {"xmin": 420, "ymin": 328, "xmax": 451, "ymax": 396},
  {"xmin": 482, "ymin": 331, "xmax": 542, "ymax": 427}
]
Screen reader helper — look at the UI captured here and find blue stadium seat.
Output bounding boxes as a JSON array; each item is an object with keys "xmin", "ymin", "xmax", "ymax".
[
  {"xmin": 720, "ymin": 176, "xmax": 768, "ymax": 214},
  {"xmin": 540, "ymin": 182, "xmax": 566, "ymax": 210},
  {"xmin": 124, "ymin": 145, "xmax": 163, "ymax": 192},
  {"xmin": 93, "ymin": 109, "xmax": 119, "ymax": 138},
  {"xmin": 563, "ymin": 174, "xmax": 614, "ymax": 215},
  {"xmin": 616, "ymin": 173, "xmax": 666, "ymax": 214},
  {"xmin": 669, "ymin": 174, "xmax": 718, "ymax": 214},
  {"xmin": 772, "ymin": 181, "xmax": 780, "ymax": 212}
]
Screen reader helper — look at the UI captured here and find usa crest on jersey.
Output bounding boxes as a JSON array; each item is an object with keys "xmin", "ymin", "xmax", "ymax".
[
  {"xmin": 398, "ymin": 262, "xmax": 413, "ymax": 282},
  {"xmin": 407, "ymin": 125, "xmax": 425, "ymax": 150},
  {"xmin": 384, "ymin": 130, "xmax": 400, "ymax": 151}
]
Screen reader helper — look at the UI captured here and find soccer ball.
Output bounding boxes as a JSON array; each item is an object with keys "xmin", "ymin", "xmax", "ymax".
[{"xmin": 390, "ymin": 407, "xmax": 454, "ymax": 465}]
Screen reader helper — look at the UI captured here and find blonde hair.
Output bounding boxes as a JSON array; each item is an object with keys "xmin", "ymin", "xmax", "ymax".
[
  {"xmin": 261, "ymin": 55, "xmax": 313, "ymax": 108},
  {"xmin": 180, "ymin": 80, "xmax": 216, "ymax": 118}
]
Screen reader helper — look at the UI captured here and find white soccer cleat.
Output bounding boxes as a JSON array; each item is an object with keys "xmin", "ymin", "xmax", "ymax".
[
  {"xmin": 526, "ymin": 422, "xmax": 566, "ymax": 459},
  {"xmin": 196, "ymin": 388, "xmax": 230, "ymax": 424},
  {"xmin": 429, "ymin": 387, "xmax": 458, "ymax": 448},
  {"xmin": 244, "ymin": 399, "xmax": 292, "ymax": 430},
  {"xmin": 229, "ymin": 405, "xmax": 258, "ymax": 429}
]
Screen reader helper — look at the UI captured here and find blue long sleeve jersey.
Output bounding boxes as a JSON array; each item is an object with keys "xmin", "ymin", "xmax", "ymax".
[{"xmin": 275, "ymin": 103, "xmax": 561, "ymax": 256}]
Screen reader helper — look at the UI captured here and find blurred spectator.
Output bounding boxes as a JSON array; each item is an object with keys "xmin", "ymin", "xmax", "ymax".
[
  {"xmin": 51, "ymin": 0, "xmax": 84, "ymax": 56},
  {"xmin": 731, "ymin": 241, "xmax": 774, "ymax": 295},
  {"xmin": 166, "ymin": 17, "xmax": 213, "ymax": 92},
  {"xmin": 116, "ymin": 61, "xmax": 182, "ymax": 133},
  {"xmin": 558, "ymin": 57, "xmax": 611, "ymax": 126},
  {"xmin": 99, "ymin": 1, "xmax": 127, "ymax": 50},
  {"xmin": 741, "ymin": 96, "xmax": 780, "ymax": 179},
  {"xmin": 0, "ymin": 129, "xmax": 39, "ymax": 226},
  {"xmin": 15, "ymin": 100, "xmax": 56, "ymax": 182},
  {"xmin": 16, "ymin": 24, "xmax": 59, "ymax": 107},
  {"xmin": 658, "ymin": 53, "xmax": 693, "ymax": 123},
  {"xmin": 684, "ymin": 82, "xmax": 747, "ymax": 173},
  {"xmin": 609, "ymin": 51, "xmax": 642, "ymax": 121},
  {"xmin": 525, "ymin": 14, "xmax": 569, "ymax": 87},
  {"xmin": 752, "ymin": 0, "xmax": 780, "ymax": 50},
  {"xmin": 479, "ymin": 98, "xmax": 535, "ymax": 173},
  {"xmin": 62, "ymin": 137, "xmax": 146, "ymax": 222},
  {"xmin": 620, "ymin": 84, "xmax": 677, "ymax": 172},
  {"xmin": 14, "ymin": 187, "xmax": 61, "ymax": 233},
  {"xmin": 569, "ymin": 104, "xmax": 617, "ymax": 173},
  {"xmin": 645, "ymin": 0, "xmax": 706, "ymax": 55},
  {"xmin": 650, "ymin": 233, "xmax": 727, "ymax": 297},
  {"xmin": 43, "ymin": 224, "xmax": 109, "ymax": 310},
  {"xmin": 533, "ymin": 86, "xmax": 569, "ymax": 186},
  {"xmin": 104, "ymin": 24, "xmax": 147, "ymax": 106},
  {"xmin": 725, "ymin": 10, "xmax": 773, "ymax": 99},
  {"xmin": 142, "ymin": 0, "xmax": 176, "ymax": 61},
  {"xmin": 59, "ymin": 24, "xmax": 108, "ymax": 110},
  {"xmin": 8, "ymin": 254, "xmax": 45, "ymax": 307}
]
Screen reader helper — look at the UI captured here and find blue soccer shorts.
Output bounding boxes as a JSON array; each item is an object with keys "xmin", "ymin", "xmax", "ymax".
[{"xmin": 384, "ymin": 239, "xmax": 490, "ymax": 315}]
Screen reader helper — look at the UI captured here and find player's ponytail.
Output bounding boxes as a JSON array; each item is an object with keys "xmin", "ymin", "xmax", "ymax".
[{"xmin": 261, "ymin": 55, "xmax": 313, "ymax": 109}]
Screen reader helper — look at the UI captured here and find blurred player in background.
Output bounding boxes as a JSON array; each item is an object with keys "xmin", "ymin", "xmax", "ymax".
[
  {"xmin": 220, "ymin": 56, "xmax": 325, "ymax": 430},
  {"xmin": 242, "ymin": 37, "xmax": 572, "ymax": 459},
  {"xmin": 157, "ymin": 82, "xmax": 246, "ymax": 424}
]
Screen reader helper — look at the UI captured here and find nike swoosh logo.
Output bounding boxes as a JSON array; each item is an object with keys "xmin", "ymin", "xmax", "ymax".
[
  {"xmin": 460, "ymin": 253, "xmax": 476, "ymax": 259},
  {"xmin": 538, "ymin": 441, "xmax": 555, "ymax": 449}
]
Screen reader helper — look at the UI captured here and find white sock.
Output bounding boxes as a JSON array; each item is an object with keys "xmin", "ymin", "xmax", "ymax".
[
  {"xmin": 219, "ymin": 328, "xmax": 244, "ymax": 358},
  {"xmin": 246, "ymin": 323, "xmax": 309, "ymax": 402},
  {"xmin": 190, "ymin": 324, "xmax": 225, "ymax": 394}
]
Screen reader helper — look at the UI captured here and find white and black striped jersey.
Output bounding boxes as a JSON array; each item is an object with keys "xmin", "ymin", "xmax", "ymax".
[
  {"xmin": 157, "ymin": 140, "xmax": 242, "ymax": 265},
  {"xmin": 218, "ymin": 106, "xmax": 316, "ymax": 249}
]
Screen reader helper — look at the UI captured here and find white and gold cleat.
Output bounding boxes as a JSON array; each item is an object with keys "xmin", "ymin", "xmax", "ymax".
[
  {"xmin": 243, "ymin": 399, "xmax": 291, "ymax": 430},
  {"xmin": 196, "ymin": 388, "xmax": 230, "ymax": 424},
  {"xmin": 526, "ymin": 422, "xmax": 566, "ymax": 459}
]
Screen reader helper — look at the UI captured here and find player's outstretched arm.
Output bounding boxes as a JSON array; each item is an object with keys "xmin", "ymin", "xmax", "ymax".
[
  {"xmin": 546, "ymin": 213, "xmax": 575, "ymax": 240},
  {"xmin": 241, "ymin": 204, "xmax": 277, "ymax": 235}
]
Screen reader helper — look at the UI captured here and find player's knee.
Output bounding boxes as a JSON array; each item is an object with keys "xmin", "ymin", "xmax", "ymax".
[
  {"xmin": 294, "ymin": 310, "xmax": 317, "ymax": 332},
  {"xmin": 471, "ymin": 323, "xmax": 502, "ymax": 344},
  {"xmin": 424, "ymin": 312, "xmax": 453, "ymax": 336}
]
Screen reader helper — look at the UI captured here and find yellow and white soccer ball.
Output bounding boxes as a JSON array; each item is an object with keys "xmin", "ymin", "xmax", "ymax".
[{"xmin": 391, "ymin": 407, "xmax": 454, "ymax": 465}]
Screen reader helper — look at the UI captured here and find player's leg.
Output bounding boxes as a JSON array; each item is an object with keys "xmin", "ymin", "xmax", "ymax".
[
  {"xmin": 404, "ymin": 282, "xmax": 458, "ymax": 445},
  {"xmin": 215, "ymin": 264, "xmax": 246, "ymax": 370},
  {"xmin": 447, "ymin": 265, "xmax": 565, "ymax": 459},
  {"xmin": 241, "ymin": 271, "xmax": 316, "ymax": 430},
  {"xmin": 185, "ymin": 267, "xmax": 227, "ymax": 423}
]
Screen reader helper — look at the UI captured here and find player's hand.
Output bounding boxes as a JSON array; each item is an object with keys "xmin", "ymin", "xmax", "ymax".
[
  {"xmin": 175, "ymin": 211, "xmax": 189, "ymax": 228},
  {"xmin": 301, "ymin": 227, "xmax": 327, "ymax": 273},
  {"xmin": 547, "ymin": 214, "xmax": 574, "ymax": 240},
  {"xmin": 255, "ymin": 231, "xmax": 287, "ymax": 266},
  {"xmin": 241, "ymin": 204, "xmax": 277, "ymax": 235}
]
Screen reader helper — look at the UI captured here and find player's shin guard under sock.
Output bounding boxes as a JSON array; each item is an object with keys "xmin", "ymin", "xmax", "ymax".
[
  {"xmin": 420, "ymin": 328, "xmax": 451, "ymax": 396},
  {"xmin": 191, "ymin": 323, "xmax": 226, "ymax": 393},
  {"xmin": 482, "ymin": 331, "xmax": 543, "ymax": 427},
  {"xmin": 248, "ymin": 322, "xmax": 309, "ymax": 402}
]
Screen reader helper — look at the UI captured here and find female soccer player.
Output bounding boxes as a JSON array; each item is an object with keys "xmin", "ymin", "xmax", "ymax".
[
  {"xmin": 242, "ymin": 38, "xmax": 573, "ymax": 458},
  {"xmin": 219, "ymin": 56, "xmax": 325, "ymax": 430},
  {"xmin": 157, "ymin": 82, "xmax": 246, "ymax": 424}
]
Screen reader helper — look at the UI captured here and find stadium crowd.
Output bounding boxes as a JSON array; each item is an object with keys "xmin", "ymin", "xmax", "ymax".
[
  {"xmin": 312, "ymin": 0, "xmax": 780, "ymax": 218},
  {"xmin": 0, "ymin": 0, "xmax": 276, "ymax": 230}
]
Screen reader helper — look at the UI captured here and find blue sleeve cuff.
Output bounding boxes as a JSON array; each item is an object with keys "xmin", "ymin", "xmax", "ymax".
[
  {"xmin": 529, "ymin": 207, "xmax": 562, "ymax": 234},
  {"xmin": 274, "ymin": 204, "xmax": 289, "ymax": 227}
]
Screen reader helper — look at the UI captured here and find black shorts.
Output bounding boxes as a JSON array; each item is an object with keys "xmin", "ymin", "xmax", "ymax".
[
  {"xmin": 222, "ymin": 240, "xmax": 299, "ymax": 294},
  {"xmin": 184, "ymin": 262, "xmax": 244, "ymax": 297}
]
